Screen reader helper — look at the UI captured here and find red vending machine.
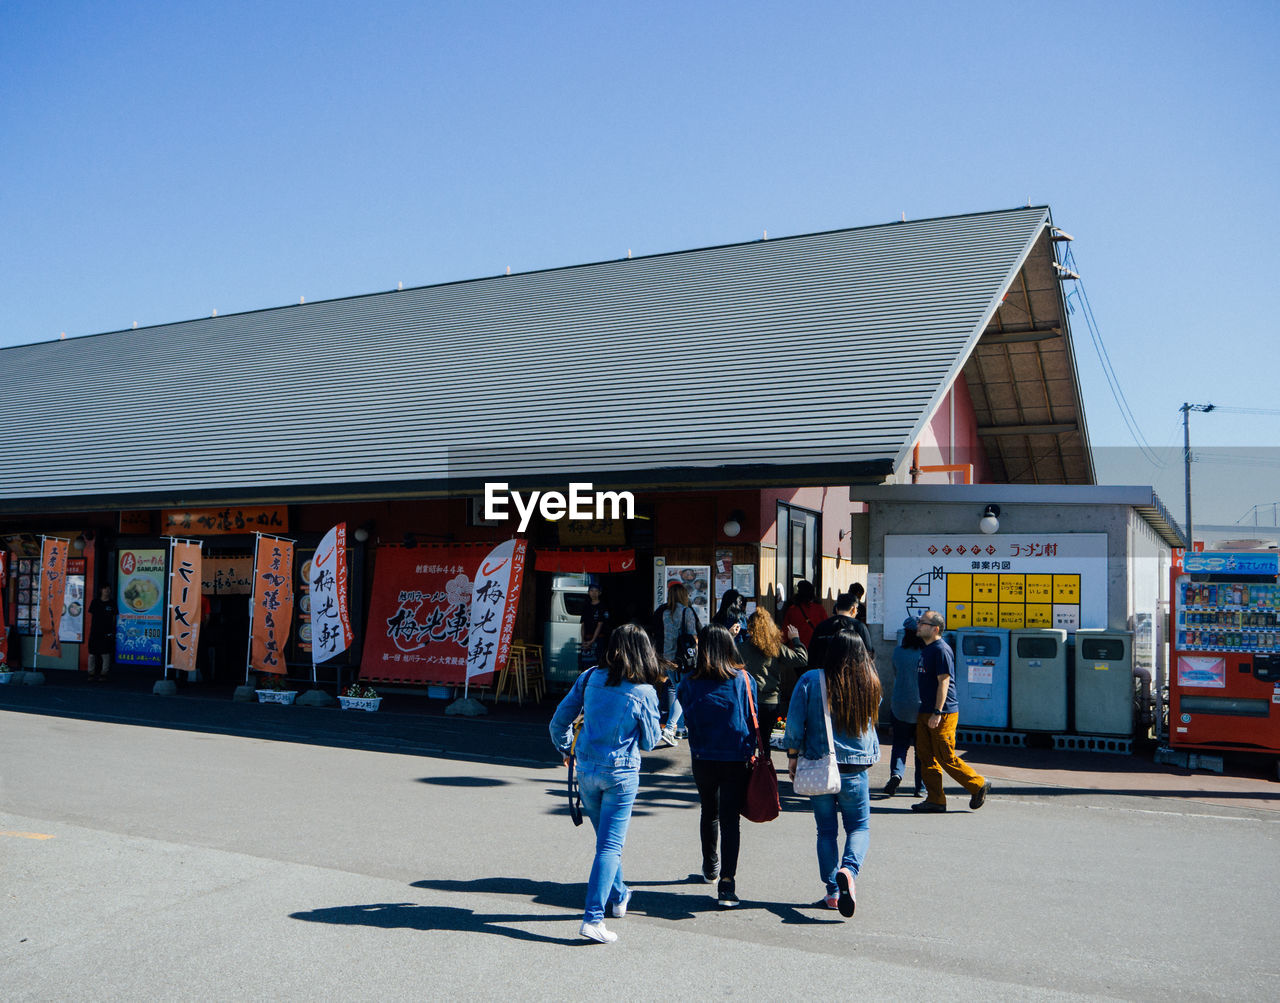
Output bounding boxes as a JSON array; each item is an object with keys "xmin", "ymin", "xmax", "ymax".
[{"xmin": 1170, "ymin": 550, "xmax": 1280, "ymax": 767}]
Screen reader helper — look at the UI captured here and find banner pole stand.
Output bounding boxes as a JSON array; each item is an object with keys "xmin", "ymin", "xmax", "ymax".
[{"xmin": 231, "ymin": 534, "xmax": 261, "ymax": 703}]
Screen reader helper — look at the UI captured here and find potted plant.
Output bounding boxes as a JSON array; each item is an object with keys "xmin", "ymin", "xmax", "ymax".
[
  {"xmin": 255, "ymin": 673, "xmax": 297, "ymax": 705},
  {"xmin": 338, "ymin": 683, "xmax": 381, "ymax": 712},
  {"xmin": 0, "ymin": 662, "xmax": 13, "ymax": 685}
]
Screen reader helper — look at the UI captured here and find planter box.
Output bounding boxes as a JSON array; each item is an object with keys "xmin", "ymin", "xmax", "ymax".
[
  {"xmin": 338, "ymin": 695, "xmax": 382, "ymax": 712},
  {"xmin": 0, "ymin": 670, "xmax": 14, "ymax": 685},
  {"xmin": 256, "ymin": 689, "xmax": 297, "ymax": 705}
]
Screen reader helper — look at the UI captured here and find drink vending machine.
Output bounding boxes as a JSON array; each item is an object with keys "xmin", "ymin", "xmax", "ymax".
[{"xmin": 1170, "ymin": 550, "xmax": 1280, "ymax": 768}]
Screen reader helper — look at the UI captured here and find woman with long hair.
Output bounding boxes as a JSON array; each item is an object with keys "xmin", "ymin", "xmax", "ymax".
[
  {"xmin": 711, "ymin": 588, "xmax": 747, "ymax": 636},
  {"xmin": 550, "ymin": 623, "xmax": 662, "ymax": 943},
  {"xmin": 741, "ymin": 606, "xmax": 807, "ymax": 749},
  {"xmin": 783, "ymin": 630, "xmax": 882, "ymax": 918},
  {"xmin": 676, "ymin": 623, "xmax": 758, "ymax": 908},
  {"xmin": 781, "ymin": 579, "xmax": 826, "ymax": 648}
]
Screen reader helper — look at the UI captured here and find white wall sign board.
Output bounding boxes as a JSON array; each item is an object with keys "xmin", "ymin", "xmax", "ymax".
[{"xmin": 883, "ymin": 534, "xmax": 1108, "ymax": 642}]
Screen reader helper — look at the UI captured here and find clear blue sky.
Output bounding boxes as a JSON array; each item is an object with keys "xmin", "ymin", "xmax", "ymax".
[{"xmin": 3, "ymin": 1, "xmax": 1277, "ymax": 525}]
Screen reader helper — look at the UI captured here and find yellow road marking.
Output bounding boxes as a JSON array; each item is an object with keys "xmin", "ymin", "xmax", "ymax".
[{"xmin": 0, "ymin": 830, "xmax": 55, "ymax": 840}]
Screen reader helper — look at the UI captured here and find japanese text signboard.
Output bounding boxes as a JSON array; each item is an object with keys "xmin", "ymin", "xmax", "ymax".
[
  {"xmin": 466, "ymin": 539, "xmax": 528, "ymax": 684},
  {"xmin": 250, "ymin": 536, "xmax": 294, "ymax": 675},
  {"xmin": 117, "ymin": 549, "xmax": 166, "ymax": 665},
  {"xmin": 162, "ymin": 506, "xmax": 288, "ymax": 536},
  {"xmin": 36, "ymin": 537, "xmax": 70, "ymax": 660},
  {"xmin": 167, "ymin": 541, "xmax": 203, "ymax": 673},
  {"xmin": 363, "ymin": 543, "xmax": 525, "ymax": 685},
  {"xmin": 882, "ymin": 534, "xmax": 1108, "ymax": 641},
  {"xmin": 309, "ymin": 524, "xmax": 353, "ymax": 665}
]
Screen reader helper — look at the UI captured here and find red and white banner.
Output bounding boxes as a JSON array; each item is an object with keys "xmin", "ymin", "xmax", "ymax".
[
  {"xmin": 309, "ymin": 523, "xmax": 353, "ymax": 665},
  {"xmin": 250, "ymin": 535, "xmax": 294, "ymax": 675},
  {"xmin": 37, "ymin": 537, "xmax": 71, "ymax": 660},
  {"xmin": 466, "ymin": 538, "xmax": 529, "ymax": 682},
  {"xmin": 363, "ymin": 542, "xmax": 526, "ymax": 685},
  {"xmin": 167, "ymin": 541, "xmax": 203, "ymax": 673}
]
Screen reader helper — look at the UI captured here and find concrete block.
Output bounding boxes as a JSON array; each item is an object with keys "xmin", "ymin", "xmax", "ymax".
[
  {"xmin": 296, "ymin": 689, "xmax": 336, "ymax": 707},
  {"xmin": 232, "ymin": 685, "xmax": 257, "ymax": 702},
  {"xmin": 22, "ymin": 671, "xmax": 45, "ymax": 686},
  {"xmin": 153, "ymin": 680, "xmax": 178, "ymax": 696}
]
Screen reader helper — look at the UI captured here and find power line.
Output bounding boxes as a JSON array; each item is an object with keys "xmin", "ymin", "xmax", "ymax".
[{"xmin": 1061, "ymin": 244, "xmax": 1164, "ymax": 467}]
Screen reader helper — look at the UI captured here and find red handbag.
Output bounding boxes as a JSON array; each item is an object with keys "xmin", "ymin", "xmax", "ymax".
[{"xmin": 741, "ymin": 673, "xmax": 780, "ymax": 823}]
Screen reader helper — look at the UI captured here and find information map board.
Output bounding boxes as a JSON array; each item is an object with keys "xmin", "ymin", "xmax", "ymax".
[{"xmin": 883, "ymin": 534, "xmax": 1108, "ymax": 641}]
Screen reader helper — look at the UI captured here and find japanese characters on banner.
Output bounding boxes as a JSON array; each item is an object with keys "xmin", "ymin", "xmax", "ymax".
[
  {"xmin": 36, "ymin": 537, "xmax": 71, "ymax": 660},
  {"xmin": 117, "ymin": 550, "xmax": 166, "ymax": 665},
  {"xmin": 167, "ymin": 541, "xmax": 203, "ymax": 674},
  {"xmin": 309, "ymin": 524, "xmax": 353, "ymax": 665},
  {"xmin": 466, "ymin": 538, "xmax": 529, "ymax": 684},
  {"xmin": 882, "ymin": 534, "xmax": 1108, "ymax": 642},
  {"xmin": 250, "ymin": 535, "xmax": 294, "ymax": 675},
  {"xmin": 362, "ymin": 543, "xmax": 517, "ymax": 685}
]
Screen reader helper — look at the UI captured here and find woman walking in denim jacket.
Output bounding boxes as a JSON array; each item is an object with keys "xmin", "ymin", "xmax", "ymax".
[
  {"xmin": 550, "ymin": 624, "xmax": 662, "ymax": 943},
  {"xmin": 676, "ymin": 623, "xmax": 758, "ymax": 908},
  {"xmin": 783, "ymin": 630, "xmax": 882, "ymax": 918}
]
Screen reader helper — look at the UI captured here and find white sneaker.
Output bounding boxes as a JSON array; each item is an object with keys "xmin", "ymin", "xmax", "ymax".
[
  {"xmin": 658, "ymin": 729, "xmax": 679, "ymax": 748},
  {"xmin": 609, "ymin": 890, "xmax": 632, "ymax": 918},
  {"xmin": 579, "ymin": 920, "xmax": 617, "ymax": 943}
]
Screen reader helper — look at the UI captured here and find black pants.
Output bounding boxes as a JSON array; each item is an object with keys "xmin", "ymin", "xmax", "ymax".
[
  {"xmin": 756, "ymin": 702, "xmax": 782, "ymax": 752},
  {"xmin": 691, "ymin": 758, "xmax": 750, "ymax": 881}
]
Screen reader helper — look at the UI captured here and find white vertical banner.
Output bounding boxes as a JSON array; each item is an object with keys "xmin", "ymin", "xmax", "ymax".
[
  {"xmin": 309, "ymin": 523, "xmax": 354, "ymax": 669},
  {"xmin": 465, "ymin": 538, "xmax": 528, "ymax": 693}
]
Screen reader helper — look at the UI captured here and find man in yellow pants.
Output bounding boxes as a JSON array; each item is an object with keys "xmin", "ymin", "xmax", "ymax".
[{"xmin": 912, "ymin": 610, "xmax": 990, "ymax": 813}]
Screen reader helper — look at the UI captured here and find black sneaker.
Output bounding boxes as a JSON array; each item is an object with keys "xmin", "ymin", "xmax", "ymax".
[
  {"xmin": 882, "ymin": 774, "xmax": 902, "ymax": 796},
  {"xmin": 970, "ymin": 781, "xmax": 991, "ymax": 810},
  {"xmin": 717, "ymin": 879, "xmax": 739, "ymax": 908},
  {"xmin": 911, "ymin": 800, "xmax": 947, "ymax": 813},
  {"xmin": 702, "ymin": 859, "xmax": 719, "ymax": 883}
]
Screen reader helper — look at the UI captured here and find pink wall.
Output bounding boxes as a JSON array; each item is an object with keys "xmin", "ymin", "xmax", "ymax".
[{"xmin": 914, "ymin": 373, "xmax": 990, "ymax": 484}]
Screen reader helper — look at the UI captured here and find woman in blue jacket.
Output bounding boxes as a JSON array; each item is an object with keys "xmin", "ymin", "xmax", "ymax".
[
  {"xmin": 550, "ymin": 623, "xmax": 661, "ymax": 943},
  {"xmin": 676, "ymin": 623, "xmax": 758, "ymax": 909},
  {"xmin": 784, "ymin": 630, "xmax": 882, "ymax": 918}
]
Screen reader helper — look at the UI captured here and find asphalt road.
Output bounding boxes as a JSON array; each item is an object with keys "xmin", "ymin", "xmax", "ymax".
[{"xmin": 2, "ymin": 684, "xmax": 1278, "ymax": 1000}]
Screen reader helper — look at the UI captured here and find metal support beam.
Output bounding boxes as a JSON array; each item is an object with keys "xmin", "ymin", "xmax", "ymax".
[
  {"xmin": 977, "ymin": 423, "xmax": 1078, "ymax": 437},
  {"xmin": 979, "ymin": 327, "xmax": 1061, "ymax": 345}
]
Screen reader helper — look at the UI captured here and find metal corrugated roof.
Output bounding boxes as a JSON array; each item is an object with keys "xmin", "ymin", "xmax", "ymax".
[{"xmin": 0, "ymin": 206, "xmax": 1058, "ymax": 512}]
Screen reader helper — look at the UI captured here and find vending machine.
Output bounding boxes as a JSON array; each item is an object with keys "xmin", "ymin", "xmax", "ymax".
[{"xmin": 1170, "ymin": 551, "xmax": 1280, "ymax": 756}]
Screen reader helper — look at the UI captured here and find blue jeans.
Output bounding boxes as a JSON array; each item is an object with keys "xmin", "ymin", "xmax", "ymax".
[
  {"xmin": 889, "ymin": 711, "xmax": 924, "ymax": 793},
  {"xmin": 662, "ymin": 668, "xmax": 684, "ymax": 732},
  {"xmin": 577, "ymin": 764, "xmax": 639, "ymax": 923},
  {"xmin": 810, "ymin": 767, "xmax": 870, "ymax": 895}
]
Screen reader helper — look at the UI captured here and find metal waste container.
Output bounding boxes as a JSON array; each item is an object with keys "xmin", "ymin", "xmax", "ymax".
[
  {"xmin": 1010, "ymin": 629, "xmax": 1068, "ymax": 731},
  {"xmin": 1074, "ymin": 629, "xmax": 1134, "ymax": 736},
  {"xmin": 953, "ymin": 628, "xmax": 1010, "ymax": 728}
]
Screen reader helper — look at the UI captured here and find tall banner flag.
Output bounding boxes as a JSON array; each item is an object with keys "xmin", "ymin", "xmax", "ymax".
[
  {"xmin": 36, "ymin": 536, "xmax": 71, "ymax": 661},
  {"xmin": 309, "ymin": 523, "xmax": 353, "ymax": 667},
  {"xmin": 465, "ymin": 538, "xmax": 529, "ymax": 691},
  {"xmin": 249, "ymin": 534, "xmax": 295, "ymax": 675},
  {"xmin": 166, "ymin": 540, "xmax": 203, "ymax": 674},
  {"xmin": 0, "ymin": 550, "xmax": 8, "ymax": 665}
]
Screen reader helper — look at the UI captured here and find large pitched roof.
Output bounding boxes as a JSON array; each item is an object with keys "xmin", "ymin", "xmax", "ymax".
[{"xmin": 0, "ymin": 205, "xmax": 1086, "ymax": 514}]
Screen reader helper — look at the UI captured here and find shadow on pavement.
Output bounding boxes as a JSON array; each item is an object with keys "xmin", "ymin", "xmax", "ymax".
[
  {"xmin": 288, "ymin": 900, "xmax": 581, "ymax": 945},
  {"xmin": 409, "ymin": 876, "xmax": 843, "ymax": 926}
]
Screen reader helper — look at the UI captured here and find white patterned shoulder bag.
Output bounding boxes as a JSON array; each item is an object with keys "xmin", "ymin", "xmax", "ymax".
[{"xmin": 792, "ymin": 671, "xmax": 842, "ymax": 796}]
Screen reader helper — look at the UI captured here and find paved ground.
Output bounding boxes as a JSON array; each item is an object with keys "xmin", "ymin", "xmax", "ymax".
[{"xmin": 2, "ymin": 671, "xmax": 1278, "ymax": 1000}]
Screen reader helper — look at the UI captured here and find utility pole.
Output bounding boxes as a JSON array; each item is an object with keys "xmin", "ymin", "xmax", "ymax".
[{"xmin": 1181, "ymin": 402, "xmax": 1215, "ymax": 550}]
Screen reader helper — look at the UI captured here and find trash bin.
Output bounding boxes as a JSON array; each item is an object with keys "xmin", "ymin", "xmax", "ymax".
[
  {"xmin": 1010, "ymin": 628, "xmax": 1068, "ymax": 731},
  {"xmin": 953, "ymin": 627, "xmax": 1010, "ymax": 728},
  {"xmin": 1074, "ymin": 629, "xmax": 1134, "ymax": 736}
]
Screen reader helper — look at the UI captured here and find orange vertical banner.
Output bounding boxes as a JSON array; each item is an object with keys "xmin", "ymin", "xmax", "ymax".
[
  {"xmin": 167, "ymin": 541, "xmax": 203, "ymax": 673},
  {"xmin": 250, "ymin": 535, "xmax": 295, "ymax": 675},
  {"xmin": 37, "ymin": 537, "xmax": 70, "ymax": 660}
]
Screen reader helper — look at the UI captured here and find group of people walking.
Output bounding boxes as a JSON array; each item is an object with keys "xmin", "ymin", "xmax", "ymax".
[{"xmin": 552, "ymin": 582, "xmax": 991, "ymax": 945}]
